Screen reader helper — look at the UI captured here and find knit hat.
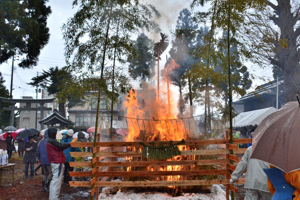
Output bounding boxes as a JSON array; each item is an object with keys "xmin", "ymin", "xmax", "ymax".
[{"xmin": 67, "ymin": 129, "xmax": 74, "ymax": 137}]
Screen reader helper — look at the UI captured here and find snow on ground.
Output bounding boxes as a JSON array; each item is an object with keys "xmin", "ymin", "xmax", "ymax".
[{"xmin": 99, "ymin": 185, "xmax": 227, "ymax": 200}]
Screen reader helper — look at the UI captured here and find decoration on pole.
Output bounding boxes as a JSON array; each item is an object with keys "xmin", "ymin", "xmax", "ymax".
[{"xmin": 139, "ymin": 139, "xmax": 185, "ymax": 160}]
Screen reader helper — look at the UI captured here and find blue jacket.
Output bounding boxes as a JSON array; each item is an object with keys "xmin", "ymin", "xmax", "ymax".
[
  {"xmin": 37, "ymin": 130, "xmax": 50, "ymax": 165},
  {"xmin": 61, "ymin": 137, "xmax": 81, "ymax": 162}
]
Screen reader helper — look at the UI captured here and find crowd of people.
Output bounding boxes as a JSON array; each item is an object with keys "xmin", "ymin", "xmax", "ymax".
[{"xmin": 6, "ymin": 128, "xmax": 85, "ymax": 200}]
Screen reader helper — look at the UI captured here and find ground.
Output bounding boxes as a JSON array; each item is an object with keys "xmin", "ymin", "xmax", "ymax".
[{"xmin": 0, "ymin": 153, "xmax": 90, "ymax": 200}]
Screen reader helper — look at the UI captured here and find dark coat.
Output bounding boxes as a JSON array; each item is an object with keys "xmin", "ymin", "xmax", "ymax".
[
  {"xmin": 37, "ymin": 130, "xmax": 50, "ymax": 165},
  {"xmin": 46, "ymin": 137, "xmax": 70, "ymax": 164},
  {"xmin": 6, "ymin": 136, "xmax": 15, "ymax": 151},
  {"xmin": 17, "ymin": 139, "xmax": 24, "ymax": 152},
  {"xmin": 23, "ymin": 141, "xmax": 38, "ymax": 163}
]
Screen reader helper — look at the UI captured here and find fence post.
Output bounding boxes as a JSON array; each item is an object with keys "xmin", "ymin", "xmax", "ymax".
[{"xmin": 225, "ymin": 130, "xmax": 230, "ymax": 200}]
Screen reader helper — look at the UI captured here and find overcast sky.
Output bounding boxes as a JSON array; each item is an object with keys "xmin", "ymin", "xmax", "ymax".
[{"xmin": 1, "ymin": 0, "xmax": 273, "ymax": 100}]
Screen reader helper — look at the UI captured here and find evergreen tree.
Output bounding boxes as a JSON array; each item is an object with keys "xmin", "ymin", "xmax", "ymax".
[
  {"xmin": 0, "ymin": 72, "xmax": 11, "ymax": 127},
  {"xmin": 0, "ymin": 0, "xmax": 51, "ymax": 68}
]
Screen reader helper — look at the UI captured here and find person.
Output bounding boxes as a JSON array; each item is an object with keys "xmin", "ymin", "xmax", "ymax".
[
  {"xmin": 264, "ymin": 165, "xmax": 300, "ymax": 200},
  {"xmin": 17, "ymin": 137, "xmax": 24, "ymax": 157},
  {"xmin": 230, "ymin": 146, "xmax": 272, "ymax": 200},
  {"xmin": 37, "ymin": 129, "xmax": 52, "ymax": 192},
  {"xmin": 6, "ymin": 133, "xmax": 14, "ymax": 159},
  {"xmin": 46, "ymin": 127, "xmax": 75, "ymax": 200},
  {"xmin": 35, "ymin": 133, "xmax": 44, "ymax": 175},
  {"xmin": 23, "ymin": 136, "xmax": 38, "ymax": 178},
  {"xmin": 61, "ymin": 129, "xmax": 81, "ymax": 184}
]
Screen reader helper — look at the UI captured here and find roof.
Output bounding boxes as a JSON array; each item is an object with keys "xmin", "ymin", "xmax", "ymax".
[
  {"xmin": 234, "ymin": 78, "xmax": 283, "ymax": 104},
  {"xmin": 233, "ymin": 107, "xmax": 277, "ymax": 127},
  {"xmin": 39, "ymin": 109, "xmax": 74, "ymax": 126}
]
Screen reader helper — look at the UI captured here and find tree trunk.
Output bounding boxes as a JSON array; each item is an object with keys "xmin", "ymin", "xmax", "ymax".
[{"xmin": 269, "ymin": 0, "xmax": 300, "ymax": 103}]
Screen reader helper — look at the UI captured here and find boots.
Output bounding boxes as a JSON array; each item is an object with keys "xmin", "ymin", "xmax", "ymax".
[{"xmin": 43, "ymin": 180, "xmax": 49, "ymax": 192}]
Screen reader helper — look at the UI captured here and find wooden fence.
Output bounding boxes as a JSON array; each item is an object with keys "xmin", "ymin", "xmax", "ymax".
[{"xmin": 69, "ymin": 137, "xmax": 251, "ymax": 199}]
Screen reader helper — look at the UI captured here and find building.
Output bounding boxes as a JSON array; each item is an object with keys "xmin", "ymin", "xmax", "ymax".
[
  {"xmin": 68, "ymin": 93, "xmax": 120, "ymax": 131},
  {"xmin": 233, "ymin": 78, "xmax": 284, "ymax": 114}
]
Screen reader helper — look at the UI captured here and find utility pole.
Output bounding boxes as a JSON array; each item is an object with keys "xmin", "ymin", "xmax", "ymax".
[
  {"xmin": 9, "ymin": 55, "xmax": 15, "ymax": 126},
  {"xmin": 35, "ymin": 72, "xmax": 39, "ymax": 129}
]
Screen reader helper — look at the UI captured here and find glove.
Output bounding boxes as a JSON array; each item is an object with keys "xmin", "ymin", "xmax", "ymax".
[{"xmin": 230, "ymin": 179, "xmax": 235, "ymax": 184}]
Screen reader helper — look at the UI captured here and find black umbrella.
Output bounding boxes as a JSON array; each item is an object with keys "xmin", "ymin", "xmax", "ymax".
[
  {"xmin": 4, "ymin": 126, "xmax": 17, "ymax": 131},
  {"xmin": 17, "ymin": 128, "xmax": 40, "ymax": 139}
]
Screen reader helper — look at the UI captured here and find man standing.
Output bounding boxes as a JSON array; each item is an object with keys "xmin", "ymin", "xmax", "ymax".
[
  {"xmin": 230, "ymin": 146, "xmax": 272, "ymax": 200},
  {"xmin": 23, "ymin": 136, "xmax": 37, "ymax": 178},
  {"xmin": 37, "ymin": 129, "xmax": 52, "ymax": 192},
  {"xmin": 61, "ymin": 129, "xmax": 81, "ymax": 184},
  {"xmin": 46, "ymin": 127, "xmax": 74, "ymax": 200}
]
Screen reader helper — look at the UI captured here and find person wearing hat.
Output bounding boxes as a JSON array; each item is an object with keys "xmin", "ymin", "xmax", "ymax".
[
  {"xmin": 46, "ymin": 127, "xmax": 76, "ymax": 200},
  {"xmin": 61, "ymin": 129, "xmax": 81, "ymax": 184},
  {"xmin": 23, "ymin": 136, "xmax": 38, "ymax": 178}
]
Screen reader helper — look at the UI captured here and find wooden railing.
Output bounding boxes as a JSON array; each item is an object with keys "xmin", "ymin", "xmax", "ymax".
[{"xmin": 69, "ymin": 137, "xmax": 251, "ymax": 199}]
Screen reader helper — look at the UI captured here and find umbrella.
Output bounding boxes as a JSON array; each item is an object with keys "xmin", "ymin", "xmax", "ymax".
[
  {"xmin": 4, "ymin": 126, "xmax": 17, "ymax": 131},
  {"xmin": 251, "ymin": 101, "xmax": 300, "ymax": 172},
  {"xmin": 73, "ymin": 131, "xmax": 89, "ymax": 139},
  {"xmin": 86, "ymin": 126, "xmax": 101, "ymax": 133},
  {"xmin": 15, "ymin": 128, "xmax": 25, "ymax": 133},
  {"xmin": 3, "ymin": 132, "xmax": 18, "ymax": 140},
  {"xmin": 17, "ymin": 128, "xmax": 40, "ymax": 139}
]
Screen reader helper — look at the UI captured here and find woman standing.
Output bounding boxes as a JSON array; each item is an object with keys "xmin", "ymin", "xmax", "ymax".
[
  {"xmin": 23, "ymin": 136, "xmax": 37, "ymax": 178},
  {"xmin": 6, "ymin": 133, "xmax": 14, "ymax": 159},
  {"xmin": 17, "ymin": 138, "xmax": 24, "ymax": 157}
]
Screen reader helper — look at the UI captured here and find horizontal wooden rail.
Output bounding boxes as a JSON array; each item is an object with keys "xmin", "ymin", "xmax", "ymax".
[
  {"xmin": 95, "ymin": 169, "xmax": 230, "ymax": 177},
  {"xmin": 70, "ymin": 139, "xmax": 252, "ymax": 148},
  {"xmin": 69, "ymin": 162, "xmax": 92, "ymax": 167},
  {"xmin": 96, "ymin": 159, "xmax": 230, "ymax": 167},
  {"xmin": 70, "ymin": 179, "xmax": 231, "ymax": 188},
  {"xmin": 69, "ymin": 171, "xmax": 91, "ymax": 177}
]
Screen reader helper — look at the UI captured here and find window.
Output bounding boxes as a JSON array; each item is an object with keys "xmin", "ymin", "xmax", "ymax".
[
  {"xmin": 23, "ymin": 117, "xmax": 30, "ymax": 122},
  {"xmin": 91, "ymin": 98, "xmax": 106, "ymax": 110},
  {"xmin": 76, "ymin": 113, "xmax": 96, "ymax": 127}
]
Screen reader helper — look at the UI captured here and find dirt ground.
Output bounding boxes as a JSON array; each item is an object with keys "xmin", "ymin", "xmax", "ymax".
[{"xmin": 0, "ymin": 153, "xmax": 90, "ymax": 200}]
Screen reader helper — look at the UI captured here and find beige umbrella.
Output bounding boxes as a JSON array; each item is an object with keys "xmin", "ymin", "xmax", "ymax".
[{"xmin": 251, "ymin": 101, "xmax": 300, "ymax": 172}]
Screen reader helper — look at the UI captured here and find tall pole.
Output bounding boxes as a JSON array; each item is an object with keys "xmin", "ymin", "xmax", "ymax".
[
  {"xmin": 9, "ymin": 55, "xmax": 15, "ymax": 126},
  {"xmin": 276, "ymin": 75, "xmax": 278, "ymax": 109},
  {"xmin": 166, "ymin": 55, "xmax": 170, "ymax": 114},
  {"xmin": 35, "ymin": 72, "xmax": 39, "ymax": 129},
  {"xmin": 157, "ymin": 47, "xmax": 160, "ymax": 101}
]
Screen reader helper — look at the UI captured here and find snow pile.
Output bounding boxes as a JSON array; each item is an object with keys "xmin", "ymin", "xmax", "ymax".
[{"xmin": 99, "ymin": 185, "xmax": 227, "ymax": 200}]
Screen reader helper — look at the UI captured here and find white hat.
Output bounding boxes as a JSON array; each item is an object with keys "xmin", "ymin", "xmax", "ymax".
[{"xmin": 67, "ymin": 129, "xmax": 74, "ymax": 137}]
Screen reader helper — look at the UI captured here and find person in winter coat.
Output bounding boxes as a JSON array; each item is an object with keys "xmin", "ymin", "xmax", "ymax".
[
  {"xmin": 37, "ymin": 129, "xmax": 52, "ymax": 192},
  {"xmin": 17, "ymin": 138, "xmax": 24, "ymax": 157},
  {"xmin": 23, "ymin": 136, "xmax": 38, "ymax": 178},
  {"xmin": 230, "ymin": 146, "xmax": 272, "ymax": 200},
  {"xmin": 46, "ymin": 127, "xmax": 75, "ymax": 200},
  {"xmin": 6, "ymin": 133, "xmax": 15, "ymax": 158},
  {"xmin": 264, "ymin": 165, "xmax": 300, "ymax": 200},
  {"xmin": 61, "ymin": 129, "xmax": 81, "ymax": 183}
]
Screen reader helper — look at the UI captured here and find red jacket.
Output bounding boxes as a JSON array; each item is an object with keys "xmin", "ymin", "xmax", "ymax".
[{"xmin": 46, "ymin": 138, "xmax": 70, "ymax": 164}]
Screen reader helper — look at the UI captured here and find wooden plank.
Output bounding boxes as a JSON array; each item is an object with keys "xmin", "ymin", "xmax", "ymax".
[
  {"xmin": 229, "ymin": 184, "xmax": 238, "ymax": 194},
  {"xmin": 228, "ymin": 144, "xmax": 238, "ymax": 150},
  {"xmin": 94, "ymin": 179, "xmax": 231, "ymax": 187},
  {"xmin": 95, "ymin": 149, "xmax": 230, "ymax": 158},
  {"xmin": 70, "ymin": 152, "xmax": 93, "ymax": 157},
  {"xmin": 236, "ymin": 178, "xmax": 246, "ymax": 184},
  {"xmin": 90, "ymin": 187, "xmax": 96, "ymax": 196},
  {"xmin": 69, "ymin": 181, "xmax": 91, "ymax": 187},
  {"xmin": 90, "ymin": 177, "xmax": 96, "ymax": 185},
  {"xmin": 92, "ymin": 157, "xmax": 98, "ymax": 164},
  {"xmin": 93, "ymin": 147, "xmax": 98, "ymax": 153},
  {"xmin": 101, "ymin": 177, "xmax": 110, "ymax": 182},
  {"xmin": 95, "ymin": 169, "xmax": 230, "ymax": 177},
  {"xmin": 69, "ymin": 162, "xmax": 92, "ymax": 167},
  {"xmin": 70, "ymin": 139, "xmax": 252, "ymax": 148},
  {"xmin": 228, "ymin": 154, "xmax": 238, "ymax": 162},
  {"xmin": 91, "ymin": 167, "xmax": 97, "ymax": 175},
  {"xmin": 232, "ymin": 138, "xmax": 252, "ymax": 144},
  {"xmin": 70, "ymin": 139, "xmax": 231, "ymax": 148},
  {"xmin": 229, "ymin": 164, "xmax": 236, "ymax": 171},
  {"xmin": 233, "ymin": 148, "xmax": 247, "ymax": 154},
  {"xmin": 69, "ymin": 171, "xmax": 91, "ymax": 177},
  {"xmin": 97, "ymin": 159, "xmax": 230, "ymax": 167}
]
